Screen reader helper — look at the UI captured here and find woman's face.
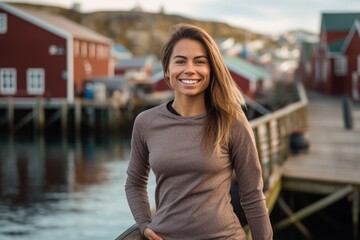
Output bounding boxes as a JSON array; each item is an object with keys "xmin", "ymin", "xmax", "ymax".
[{"xmin": 167, "ymin": 39, "xmax": 210, "ymax": 99}]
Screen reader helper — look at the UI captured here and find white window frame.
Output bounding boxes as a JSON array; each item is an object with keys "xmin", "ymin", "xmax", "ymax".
[
  {"xmin": 0, "ymin": 68, "xmax": 16, "ymax": 94},
  {"xmin": 0, "ymin": 13, "xmax": 7, "ymax": 34},
  {"xmin": 334, "ymin": 55, "xmax": 347, "ymax": 76},
  {"xmin": 27, "ymin": 68, "xmax": 45, "ymax": 95}
]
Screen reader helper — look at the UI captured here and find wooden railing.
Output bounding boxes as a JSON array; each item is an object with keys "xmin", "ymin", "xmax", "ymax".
[
  {"xmin": 115, "ymin": 81, "xmax": 309, "ymax": 240},
  {"xmin": 251, "ymin": 81, "xmax": 308, "ymax": 212}
]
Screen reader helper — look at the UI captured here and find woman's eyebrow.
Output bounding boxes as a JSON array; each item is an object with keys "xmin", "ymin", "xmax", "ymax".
[{"xmin": 173, "ymin": 55, "xmax": 208, "ymax": 59}]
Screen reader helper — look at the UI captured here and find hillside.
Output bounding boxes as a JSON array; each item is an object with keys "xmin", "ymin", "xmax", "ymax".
[{"xmin": 10, "ymin": 2, "xmax": 279, "ymax": 56}]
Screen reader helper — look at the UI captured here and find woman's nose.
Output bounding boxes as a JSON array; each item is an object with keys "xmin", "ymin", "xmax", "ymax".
[{"xmin": 184, "ymin": 63, "xmax": 195, "ymax": 74}]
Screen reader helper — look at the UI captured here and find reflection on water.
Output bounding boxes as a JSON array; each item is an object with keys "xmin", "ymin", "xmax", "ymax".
[{"xmin": 0, "ymin": 134, "xmax": 155, "ymax": 240}]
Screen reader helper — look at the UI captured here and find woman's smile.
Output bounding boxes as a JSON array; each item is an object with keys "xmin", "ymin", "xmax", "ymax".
[{"xmin": 179, "ymin": 79, "xmax": 201, "ymax": 85}]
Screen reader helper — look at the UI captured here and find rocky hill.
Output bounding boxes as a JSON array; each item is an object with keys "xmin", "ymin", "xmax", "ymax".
[{"xmin": 10, "ymin": 2, "xmax": 280, "ymax": 56}]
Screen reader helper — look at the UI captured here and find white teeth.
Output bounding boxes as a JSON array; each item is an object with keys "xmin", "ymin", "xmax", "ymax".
[{"xmin": 180, "ymin": 79, "xmax": 198, "ymax": 84}]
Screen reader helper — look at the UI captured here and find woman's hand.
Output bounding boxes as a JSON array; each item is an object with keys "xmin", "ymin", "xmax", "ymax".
[{"xmin": 144, "ymin": 228, "xmax": 163, "ymax": 240}]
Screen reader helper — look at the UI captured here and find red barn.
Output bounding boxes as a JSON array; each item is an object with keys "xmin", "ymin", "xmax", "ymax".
[
  {"xmin": 0, "ymin": 3, "xmax": 113, "ymax": 103},
  {"xmin": 342, "ymin": 20, "xmax": 360, "ymax": 101},
  {"xmin": 310, "ymin": 12, "xmax": 360, "ymax": 100}
]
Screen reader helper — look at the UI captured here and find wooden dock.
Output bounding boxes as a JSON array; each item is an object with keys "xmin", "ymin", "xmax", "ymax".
[
  {"xmin": 279, "ymin": 91, "xmax": 360, "ymax": 239},
  {"xmin": 0, "ymin": 98, "xmax": 143, "ymax": 136}
]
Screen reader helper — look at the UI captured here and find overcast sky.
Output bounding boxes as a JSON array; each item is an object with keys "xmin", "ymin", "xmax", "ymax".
[{"xmin": 4, "ymin": 0, "xmax": 360, "ymax": 35}]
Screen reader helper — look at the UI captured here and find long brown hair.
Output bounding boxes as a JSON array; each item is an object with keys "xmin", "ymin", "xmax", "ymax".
[{"xmin": 161, "ymin": 23, "xmax": 245, "ymax": 154}]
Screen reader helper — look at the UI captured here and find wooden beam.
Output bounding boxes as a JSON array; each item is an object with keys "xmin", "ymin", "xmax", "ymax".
[
  {"xmin": 353, "ymin": 187, "xmax": 359, "ymax": 240},
  {"xmin": 282, "ymin": 178, "xmax": 346, "ymax": 195},
  {"xmin": 277, "ymin": 196, "xmax": 313, "ymax": 239},
  {"xmin": 274, "ymin": 185, "xmax": 353, "ymax": 231}
]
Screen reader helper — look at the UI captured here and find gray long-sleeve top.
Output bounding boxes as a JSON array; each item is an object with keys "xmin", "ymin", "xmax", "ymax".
[{"xmin": 125, "ymin": 103, "xmax": 273, "ymax": 240}]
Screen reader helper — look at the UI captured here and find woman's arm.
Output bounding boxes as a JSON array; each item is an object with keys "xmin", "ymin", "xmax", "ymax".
[
  {"xmin": 125, "ymin": 114, "xmax": 152, "ymax": 235},
  {"xmin": 230, "ymin": 117, "xmax": 273, "ymax": 240}
]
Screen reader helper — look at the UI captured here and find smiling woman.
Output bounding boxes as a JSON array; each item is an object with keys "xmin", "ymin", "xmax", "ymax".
[{"xmin": 125, "ymin": 23, "xmax": 273, "ymax": 240}]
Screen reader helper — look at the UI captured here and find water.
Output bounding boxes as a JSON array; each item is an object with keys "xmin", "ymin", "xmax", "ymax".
[{"xmin": 0, "ymin": 134, "xmax": 156, "ymax": 240}]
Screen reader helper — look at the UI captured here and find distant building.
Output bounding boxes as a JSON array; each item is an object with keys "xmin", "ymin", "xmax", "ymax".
[
  {"xmin": 0, "ymin": 2, "xmax": 113, "ymax": 102},
  {"xmin": 299, "ymin": 12, "xmax": 360, "ymax": 101},
  {"xmin": 115, "ymin": 55, "xmax": 157, "ymax": 78},
  {"xmin": 112, "ymin": 43, "xmax": 133, "ymax": 60},
  {"xmin": 223, "ymin": 56, "xmax": 272, "ymax": 99}
]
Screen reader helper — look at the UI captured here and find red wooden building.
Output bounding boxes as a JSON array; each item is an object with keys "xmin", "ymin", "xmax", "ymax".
[
  {"xmin": 298, "ymin": 12, "xmax": 360, "ymax": 101},
  {"xmin": 342, "ymin": 20, "xmax": 360, "ymax": 101},
  {"xmin": 0, "ymin": 3, "xmax": 113, "ymax": 103}
]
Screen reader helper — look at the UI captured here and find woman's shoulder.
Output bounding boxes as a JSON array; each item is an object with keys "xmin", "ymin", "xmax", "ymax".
[
  {"xmin": 134, "ymin": 103, "xmax": 167, "ymax": 125},
  {"xmin": 230, "ymin": 112, "xmax": 254, "ymax": 142}
]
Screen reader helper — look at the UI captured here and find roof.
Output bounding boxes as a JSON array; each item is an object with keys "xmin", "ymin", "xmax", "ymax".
[
  {"xmin": 322, "ymin": 12, "xmax": 360, "ymax": 32},
  {"xmin": 328, "ymin": 38, "xmax": 346, "ymax": 52},
  {"xmin": 116, "ymin": 55, "xmax": 157, "ymax": 69},
  {"xmin": 223, "ymin": 55, "xmax": 268, "ymax": 81},
  {"xmin": 0, "ymin": 2, "xmax": 111, "ymax": 43},
  {"xmin": 112, "ymin": 43, "xmax": 133, "ymax": 59},
  {"xmin": 342, "ymin": 20, "xmax": 360, "ymax": 52}
]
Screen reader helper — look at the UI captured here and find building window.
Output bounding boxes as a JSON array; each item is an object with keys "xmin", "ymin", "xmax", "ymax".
[
  {"xmin": 321, "ymin": 59, "xmax": 328, "ymax": 82},
  {"xmin": 97, "ymin": 45, "xmax": 104, "ymax": 59},
  {"xmin": 315, "ymin": 61, "xmax": 320, "ymax": 82},
  {"xmin": 89, "ymin": 43, "xmax": 95, "ymax": 58},
  {"xmin": 0, "ymin": 13, "xmax": 7, "ymax": 33},
  {"xmin": 27, "ymin": 68, "xmax": 45, "ymax": 95},
  {"xmin": 0, "ymin": 68, "xmax": 16, "ymax": 94},
  {"xmin": 334, "ymin": 55, "xmax": 347, "ymax": 76},
  {"xmin": 305, "ymin": 62, "xmax": 312, "ymax": 74},
  {"xmin": 81, "ymin": 42, "xmax": 87, "ymax": 57},
  {"xmin": 74, "ymin": 40, "xmax": 80, "ymax": 56},
  {"xmin": 103, "ymin": 46, "xmax": 108, "ymax": 58}
]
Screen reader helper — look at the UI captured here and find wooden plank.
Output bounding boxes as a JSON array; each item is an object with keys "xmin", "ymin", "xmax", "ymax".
[{"xmin": 283, "ymin": 91, "xmax": 360, "ymax": 186}]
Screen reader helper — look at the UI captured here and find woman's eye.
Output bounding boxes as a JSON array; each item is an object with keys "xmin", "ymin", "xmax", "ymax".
[
  {"xmin": 175, "ymin": 60, "xmax": 185, "ymax": 64},
  {"xmin": 195, "ymin": 60, "xmax": 207, "ymax": 65}
]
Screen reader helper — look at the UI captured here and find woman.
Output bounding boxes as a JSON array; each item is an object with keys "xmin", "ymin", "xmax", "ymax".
[{"xmin": 125, "ymin": 23, "xmax": 273, "ymax": 240}]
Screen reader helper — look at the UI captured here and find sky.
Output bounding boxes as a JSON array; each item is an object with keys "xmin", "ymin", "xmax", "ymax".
[{"xmin": 4, "ymin": 0, "xmax": 360, "ymax": 35}]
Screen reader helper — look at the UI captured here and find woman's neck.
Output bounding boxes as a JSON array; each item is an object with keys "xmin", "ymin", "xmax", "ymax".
[{"xmin": 172, "ymin": 96, "xmax": 206, "ymax": 117}]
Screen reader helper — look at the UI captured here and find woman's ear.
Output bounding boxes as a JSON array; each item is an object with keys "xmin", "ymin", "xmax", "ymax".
[{"xmin": 164, "ymin": 73, "xmax": 173, "ymax": 90}]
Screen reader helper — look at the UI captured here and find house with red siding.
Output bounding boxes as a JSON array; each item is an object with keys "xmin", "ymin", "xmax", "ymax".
[
  {"xmin": 307, "ymin": 12, "xmax": 360, "ymax": 101},
  {"xmin": 342, "ymin": 20, "xmax": 360, "ymax": 101},
  {"xmin": 223, "ymin": 56, "xmax": 271, "ymax": 99},
  {"xmin": 0, "ymin": 3, "xmax": 113, "ymax": 103}
]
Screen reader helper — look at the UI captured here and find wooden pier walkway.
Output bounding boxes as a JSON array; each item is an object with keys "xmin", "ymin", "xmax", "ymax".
[
  {"xmin": 279, "ymin": 91, "xmax": 360, "ymax": 238},
  {"xmin": 283, "ymin": 91, "xmax": 360, "ymax": 184}
]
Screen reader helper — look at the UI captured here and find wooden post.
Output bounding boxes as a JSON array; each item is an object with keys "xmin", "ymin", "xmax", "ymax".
[
  {"xmin": 74, "ymin": 99, "xmax": 82, "ymax": 137},
  {"xmin": 254, "ymin": 127, "xmax": 266, "ymax": 182},
  {"xmin": 7, "ymin": 98, "xmax": 14, "ymax": 134},
  {"xmin": 34, "ymin": 98, "xmax": 45, "ymax": 134},
  {"xmin": 61, "ymin": 100, "xmax": 68, "ymax": 137},
  {"xmin": 266, "ymin": 121, "xmax": 274, "ymax": 175},
  {"xmin": 353, "ymin": 187, "xmax": 359, "ymax": 240}
]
